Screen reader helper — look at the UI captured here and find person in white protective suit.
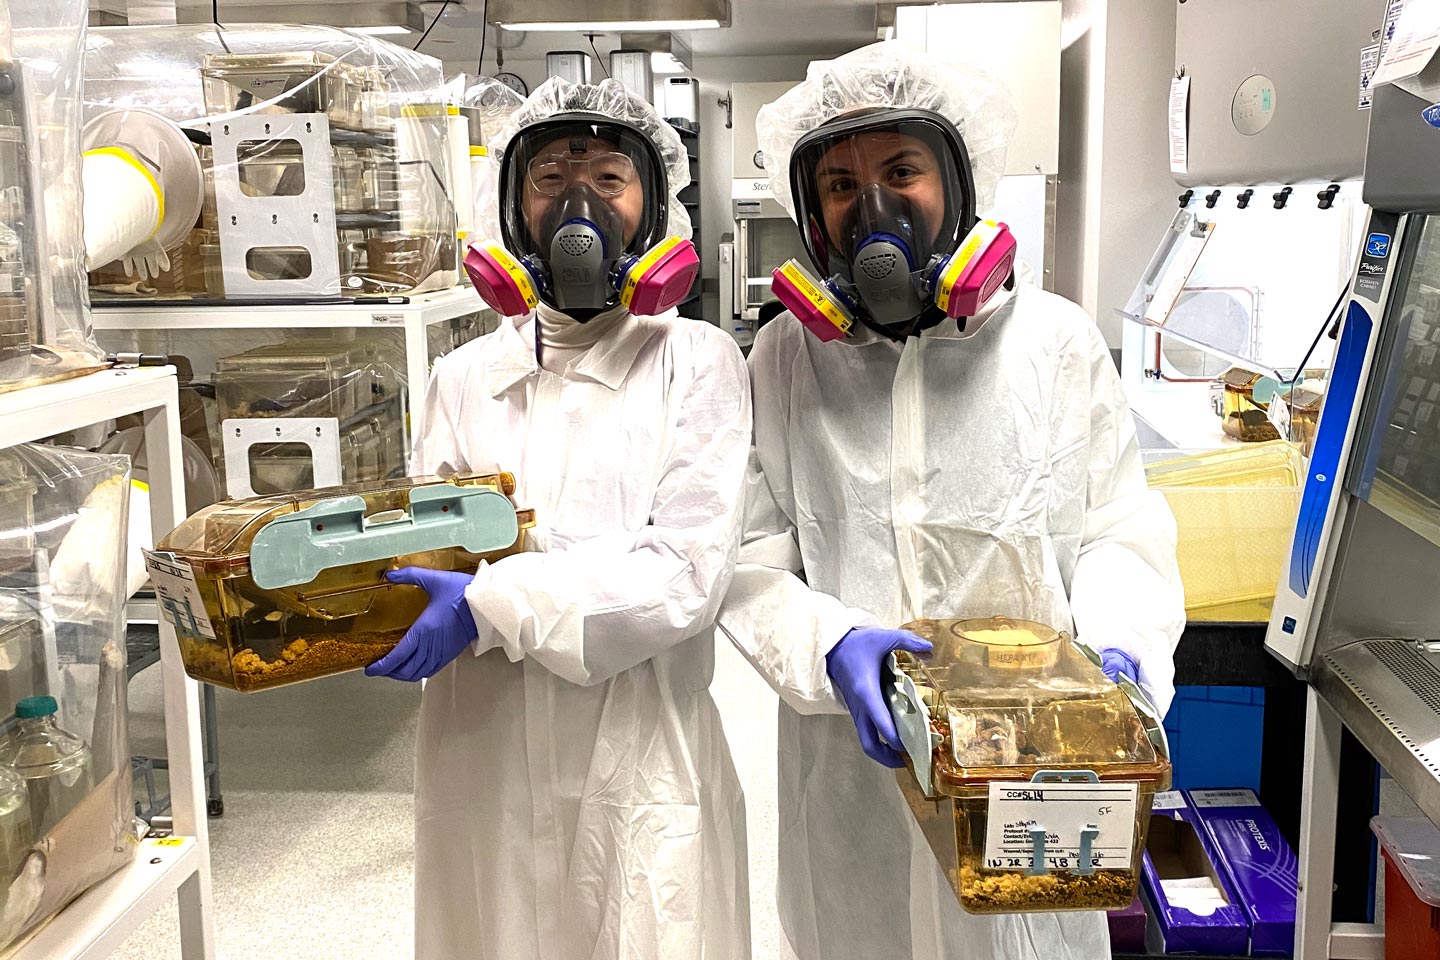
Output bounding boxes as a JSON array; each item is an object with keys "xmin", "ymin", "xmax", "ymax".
[
  {"xmin": 716, "ymin": 42, "xmax": 1186, "ymax": 960},
  {"xmin": 366, "ymin": 78, "xmax": 753, "ymax": 960}
]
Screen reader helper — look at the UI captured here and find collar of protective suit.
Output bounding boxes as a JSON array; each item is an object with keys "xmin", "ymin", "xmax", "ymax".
[{"xmin": 481, "ymin": 303, "xmax": 652, "ymax": 396}]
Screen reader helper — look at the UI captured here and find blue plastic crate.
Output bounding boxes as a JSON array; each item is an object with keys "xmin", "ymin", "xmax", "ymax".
[{"xmin": 1163, "ymin": 686, "xmax": 1265, "ymax": 791}]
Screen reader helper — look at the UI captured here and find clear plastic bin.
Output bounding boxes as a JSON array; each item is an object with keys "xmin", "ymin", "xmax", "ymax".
[
  {"xmin": 83, "ymin": 25, "xmax": 460, "ymax": 302},
  {"xmin": 1217, "ymin": 368, "xmax": 1325, "ymax": 448},
  {"xmin": 1145, "ymin": 441, "xmax": 1304, "ymax": 622},
  {"xmin": 92, "ymin": 328, "xmax": 414, "ymax": 504},
  {"xmin": 215, "ymin": 341, "xmax": 387, "ymax": 423},
  {"xmin": 201, "ymin": 53, "xmax": 369, "ymax": 133},
  {"xmin": 150, "ymin": 473, "xmax": 535, "ymax": 691},
  {"xmin": 890, "ymin": 617, "xmax": 1171, "ymax": 915},
  {"xmin": 0, "ymin": 444, "xmax": 136, "ymax": 948}
]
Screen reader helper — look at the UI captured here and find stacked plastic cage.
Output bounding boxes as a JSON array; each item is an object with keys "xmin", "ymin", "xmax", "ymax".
[{"xmin": 82, "ymin": 24, "xmax": 462, "ymax": 302}]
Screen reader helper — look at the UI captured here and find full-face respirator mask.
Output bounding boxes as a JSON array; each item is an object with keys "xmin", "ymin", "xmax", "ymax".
[
  {"xmin": 769, "ymin": 109, "xmax": 1016, "ymax": 342},
  {"xmin": 464, "ymin": 114, "xmax": 698, "ymax": 319}
]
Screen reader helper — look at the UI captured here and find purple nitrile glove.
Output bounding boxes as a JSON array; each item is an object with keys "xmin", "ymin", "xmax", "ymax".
[
  {"xmin": 1100, "ymin": 648, "xmax": 1139, "ymax": 686},
  {"xmin": 825, "ymin": 626, "xmax": 933, "ymax": 768},
  {"xmin": 365, "ymin": 567, "xmax": 477, "ymax": 683}
]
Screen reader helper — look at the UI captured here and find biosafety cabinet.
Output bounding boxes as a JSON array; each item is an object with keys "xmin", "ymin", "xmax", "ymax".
[
  {"xmin": 1259, "ymin": 62, "xmax": 1440, "ymax": 956},
  {"xmin": 1119, "ymin": 0, "xmax": 1385, "ymax": 450}
]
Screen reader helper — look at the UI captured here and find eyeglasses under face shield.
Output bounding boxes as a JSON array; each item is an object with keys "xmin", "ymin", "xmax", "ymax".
[
  {"xmin": 498, "ymin": 115, "xmax": 670, "ymax": 266},
  {"xmin": 481, "ymin": 113, "xmax": 690, "ymax": 317}
]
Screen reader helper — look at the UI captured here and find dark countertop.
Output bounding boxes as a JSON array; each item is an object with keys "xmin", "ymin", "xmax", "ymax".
[{"xmin": 1173, "ymin": 622, "xmax": 1296, "ymax": 687}]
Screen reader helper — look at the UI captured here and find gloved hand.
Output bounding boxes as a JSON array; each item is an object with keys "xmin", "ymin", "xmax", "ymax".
[
  {"xmin": 826, "ymin": 627, "xmax": 933, "ymax": 768},
  {"xmin": 120, "ymin": 237, "xmax": 171, "ymax": 282},
  {"xmin": 365, "ymin": 567, "xmax": 478, "ymax": 682},
  {"xmin": 1100, "ymin": 648, "xmax": 1138, "ymax": 685}
]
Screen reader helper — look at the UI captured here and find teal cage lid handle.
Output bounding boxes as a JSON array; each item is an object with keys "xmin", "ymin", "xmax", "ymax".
[
  {"xmin": 885, "ymin": 651, "xmax": 942, "ymax": 798},
  {"xmin": 249, "ymin": 484, "xmax": 520, "ymax": 589}
]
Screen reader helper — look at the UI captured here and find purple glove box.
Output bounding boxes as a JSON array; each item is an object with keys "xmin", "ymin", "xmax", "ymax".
[
  {"xmin": 1186, "ymin": 789, "xmax": 1298, "ymax": 958},
  {"xmin": 1140, "ymin": 790, "xmax": 1250, "ymax": 955},
  {"xmin": 1108, "ymin": 895, "xmax": 1148, "ymax": 953}
]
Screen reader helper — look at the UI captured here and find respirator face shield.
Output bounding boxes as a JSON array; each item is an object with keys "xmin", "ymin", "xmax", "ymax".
[
  {"xmin": 483, "ymin": 113, "xmax": 698, "ymax": 317},
  {"xmin": 793, "ymin": 112, "xmax": 970, "ymax": 278},
  {"xmin": 775, "ymin": 109, "xmax": 1017, "ymax": 339}
]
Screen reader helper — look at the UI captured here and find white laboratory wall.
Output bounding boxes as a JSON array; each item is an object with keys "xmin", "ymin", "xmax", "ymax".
[
  {"xmin": 1053, "ymin": 0, "xmax": 1178, "ymax": 347},
  {"xmin": 1053, "ymin": 0, "xmax": 1099, "ymax": 318},
  {"xmin": 896, "ymin": 2, "xmax": 1061, "ymax": 177},
  {"xmin": 894, "ymin": 2, "xmax": 1060, "ymax": 287}
]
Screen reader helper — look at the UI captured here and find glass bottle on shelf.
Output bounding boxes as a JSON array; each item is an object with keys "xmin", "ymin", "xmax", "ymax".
[
  {"xmin": 0, "ymin": 697, "xmax": 93, "ymax": 836},
  {"xmin": 0, "ymin": 763, "xmax": 31, "ymax": 909}
]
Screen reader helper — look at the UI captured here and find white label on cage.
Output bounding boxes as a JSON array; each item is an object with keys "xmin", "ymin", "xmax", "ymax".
[
  {"xmin": 142, "ymin": 550, "xmax": 216, "ymax": 641},
  {"xmin": 1188, "ymin": 788, "xmax": 1261, "ymax": 808},
  {"xmin": 1267, "ymin": 393, "xmax": 1292, "ymax": 438},
  {"xmin": 371, "ymin": 314, "xmax": 404, "ymax": 325},
  {"xmin": 982, "ymin": 781, "xmax": 1139, "ymax": 872},
  {"xmin": 1152, "ymin": 790, "xmax": 1187, "ymax": 811}
]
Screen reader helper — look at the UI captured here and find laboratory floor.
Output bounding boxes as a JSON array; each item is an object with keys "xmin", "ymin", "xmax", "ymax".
[
  {"xmin": 116, "ymin": 668, "xmax": 420, "ymax": 959},
  {"xmin": 114, "ymin": 639, "xmax": 786, "ymax": 959}
]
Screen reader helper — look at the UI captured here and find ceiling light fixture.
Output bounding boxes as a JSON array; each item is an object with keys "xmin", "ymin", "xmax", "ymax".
[
  {"xmin": 351, "ymin": 25, "xmax": 413, "ymax": 36},
  {"xmin": 650, "ymin": 51, "xmax": 688, "ymax": 74},
  {"xmin": 498, "ymin": 19, "xmax": 721, "ymax": 31}
]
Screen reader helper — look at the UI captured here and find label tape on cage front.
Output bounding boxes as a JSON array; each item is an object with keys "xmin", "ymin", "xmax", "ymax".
[
  {"xmin": 982, "ymin": 781, "xmax": 1140, "ymax": 872},
  {"xmin": 143, "ymin": 550, "xmax": 217, "ymax": 641}
]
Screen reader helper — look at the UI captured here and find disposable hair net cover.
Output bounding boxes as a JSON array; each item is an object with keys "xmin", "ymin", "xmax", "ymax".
[
  {"xmin": 757, "ymin": 40, "xmax": 1018, "ymax": 222},
  {"xmin": 462, "ymin": 76, "xmax": 526, "ymax": 136},
  {"xmin": 480, "ymin": 77, "xmax": 691, "ymax": 244}
]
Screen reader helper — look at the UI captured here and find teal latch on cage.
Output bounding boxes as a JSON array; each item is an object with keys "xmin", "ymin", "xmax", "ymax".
[
  {"xmin": 885, "ymin": 652, "xmax": 943, "ymax": 797},
  {"xmin": 1022, "ymin": 769, "xmax": 1102, "ymax": 877},
  {"xmin": 249, "ymin": 484, "xmax": 520, "ymax": 589}
]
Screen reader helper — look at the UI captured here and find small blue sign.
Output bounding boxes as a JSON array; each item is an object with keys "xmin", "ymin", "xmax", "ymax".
[
  {"xmin": 1282, "ymin": 616, "xmax": 1297, "ymax": 635},
  {"xmin": 1424, "ymin": 103, "xmax": 1440, "ymax": 128},
  {"xmin": 1366, "ymin": 233, "xmax": 1392, "ymax": 258}
]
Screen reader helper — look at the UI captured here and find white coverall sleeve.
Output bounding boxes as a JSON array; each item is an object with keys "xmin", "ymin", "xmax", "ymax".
[
  {"xmin": 715, "ymin": 324, "xmax": 875, "ymax": 717},
  {"xmin": 1067, "ymin": 325, "xmax": 1187, "ymax": 716},
  {"xmin": 460, "ymin": 338, "xmax": 753, "ymax": 687}
]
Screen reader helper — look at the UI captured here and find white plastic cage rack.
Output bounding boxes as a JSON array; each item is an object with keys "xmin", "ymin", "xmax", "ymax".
[{"xmin": 0, "ymin": 366, "xmax": 214, "ymax": 960}]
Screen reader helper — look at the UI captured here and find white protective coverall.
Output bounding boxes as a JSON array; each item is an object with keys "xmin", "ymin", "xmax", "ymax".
[
  {"xmin": 716, "ymin": 42, "xmax": 1187, "ymax": 960},
  {"xmin": 410, "ymin": 78, "xmax": 753, "ymax": 960}
]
